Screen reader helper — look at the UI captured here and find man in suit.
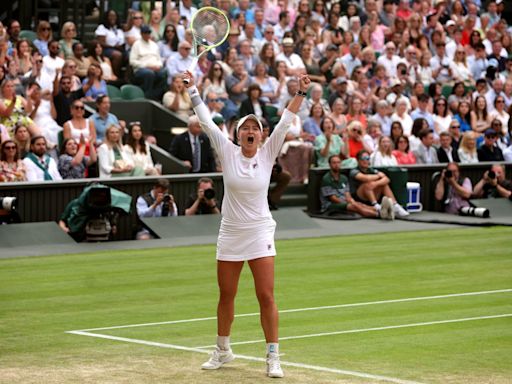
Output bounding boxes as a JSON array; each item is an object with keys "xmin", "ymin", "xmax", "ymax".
[
  {"xmin": 413, "ymin": 128, "xmax": 439, "ymax": 165},
  {"xmin": 169, "ymin": 115, "xmax": 216, "ymax": 173},
  {"xmin": 437, "ymin": 131, "xmax": 460, "ymax": 163}
]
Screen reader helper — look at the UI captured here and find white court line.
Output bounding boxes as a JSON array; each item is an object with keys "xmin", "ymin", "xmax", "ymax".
[
  {"xmin": 66, "ymin": 330, "xmax": 424, "ymax": 384},
  {"xmin": 74, "ymin": 288, "xmax": 512, "ymax": 332},
  {"xmin": 195, "ymin": 313, "xmax": 512, "ymax": 348}
]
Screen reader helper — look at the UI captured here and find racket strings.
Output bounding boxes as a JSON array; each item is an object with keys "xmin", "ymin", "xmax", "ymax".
[{"xmin": 192, "ymin": 10, "xmax": 229, "ymax": 46}]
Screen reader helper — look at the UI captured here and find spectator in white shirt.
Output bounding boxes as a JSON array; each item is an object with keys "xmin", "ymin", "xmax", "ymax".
[
  {"xmin": 166, "ymin": 41, "xmax": 202, "ymax": 85},
  {"xmin": 129, "ymin": 25, "xmax": 167, "ymax": 100},
  {"xmin": 42, "ymin": 39, "xmax": 65, "ymax": 81},
  {"xmin": 23, "ymin": 136, "xmax": 62, "ymax": 181},
  {"xmin": 275, "ymin": 38, "xmax": 306, "ymax": 77},
  {"xmin": 377, "ymin": 41, "xmax": 403, "ymax": 79}
]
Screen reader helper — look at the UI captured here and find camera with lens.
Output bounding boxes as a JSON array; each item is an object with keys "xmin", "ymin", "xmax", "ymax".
[
  {"xmin": 488, "ymin": 170, "xmax": 496, "ymax": 179},
  {"xmin": 459, "ymin": 206, "xmax": 490, "ymax": 218},
  {"xmin": 204, "ymin": 188, "xmax": 215, "ymax": 200},
  {"xmin": 400, "ymin": 69, "xmax": 407, "ymax": 75},
  {"xmin": 445, "ymin": 170, "xmax": 453, "ymax": 178},
  {"xmin": 0, "ymin": 196, "xmax": 17, "ymax": 212},
  {"xmin": 163, "ymin": 194, "xmax": 172, "ymax": 203}
]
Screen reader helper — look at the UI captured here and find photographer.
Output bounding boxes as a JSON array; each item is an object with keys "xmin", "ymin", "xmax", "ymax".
[
  {"xmin": 136, "ymin": 179, "xmax": 178, "ymax": 240},
  {"xmin": 185, "ymin": 177, "xmax": 220, "ymax": 215},
  {"xmin": 434, "ymin": 162, "xmax": 473, "ymax": 215},
  {"xmin": 473, "ymin": 164, "xmax": 512, "ymax": 200}
]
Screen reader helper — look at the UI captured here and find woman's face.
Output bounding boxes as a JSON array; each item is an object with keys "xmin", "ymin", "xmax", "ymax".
[
  {"xmin": 72, "ymin": 102, "xmax": 85, "ymax": 116},
  {"xmin": 15, "ymin": 126, "xmax": 29, "ymax": 141},
  {"xmin": 255, "ymin": 63, "xmax": 266, "ymax": 76},
  {"xmin": 397, "ymin": 137, "xmax": 408, "ymax": 151},
  {"xmin": 107, "ymin": 127, "xmax": 120, "ymax": 142},
  {"xmin": 476, "ymin": 97, "xmax": 486, "ymax": 110},
  {"xmin": 65, "ymin": 139, "xmax": 78, "ymax": 155},
  {"xmin": 322, "ymin": 118, "xmax": 334, "ymax": 132},
  {"xmin": 352, "ymin": 99, "xmax": 362, "ymax": 112},
  {"xmin": 391, "ymin": 123, "xmax": 402, "ymax": 136},
  {"xmin": 302, "ymin": 45, "xmax": 312, "ymax": 57},
  {"xmin": 250, "ymin": 88, "xmax": 260, "ymax": 99},
  {"xmin": 380, "ymin": 137, "xmax": 391, "ymax": 150},
  {"xmin": 94, "ymin": 43, "xmax": 102, "ymax": 56},
  {"xmin": 436, "ymin": 100, "xmax": 446, "ymax": 112},
  {"xmin": 65, "ymin": 23, "xmax": 76, "ymax": 38},
  {"xmin": 333, "ymin": 100, "xmax": 344, "ymax": 112},
  {"xmin": 166, "ymin": 26, "xmax": 176, "ymax": 38},
  {"xmin": 459, "ymin": 102, "xmax": 469, "ymax": 114},
  {"xmin": 107, "ymin": 11, "xmax": 118, "ymax": 26},
  {"xmin": 173, "ymin": 76, "xmax": 184, "ymax": 90},
  {"xmin": 2, "ymin": 81, "xmax": 15, "ymax": 97},
  {"xmin": 18, "ymin": 41, "xmax": 30, "ymax": 54},
  {"xmin": 312, "ymin": 104, "xmax": 323, "ymax": 116},
  {"xmin": 238, "ymin": 120, "xmax": 262, "ymax": 150},
  {"xmin": 495, "ymin": 98, "xmax": 505, "ymax": 110},
  {"xmin": 466, "ymin": 136, "xmax": 476, "ymax": 149},
  {"xmin": 131, "ymin": 125, "xmax": 143, "ymax": 140}
]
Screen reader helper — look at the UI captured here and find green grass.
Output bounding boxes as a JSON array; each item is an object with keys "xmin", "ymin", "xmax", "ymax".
[{"xmin": 1, "ymin": 227, "xmax": 511, "ymax": 384}]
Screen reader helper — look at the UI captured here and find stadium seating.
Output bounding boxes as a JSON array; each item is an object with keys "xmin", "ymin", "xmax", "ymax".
[
  {"xmin": 107, "ymin": 84, "xmax": 122, "ymax": 100},
  {"xmin": 20, "ymin": 30, "xmax": 37, "ymax": 42},
  {"xmin": 120, "ymin": 84, "xmax": 145, "ymax": 100}
]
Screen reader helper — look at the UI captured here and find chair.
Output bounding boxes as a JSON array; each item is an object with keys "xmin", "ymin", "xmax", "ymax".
[
  {"xmin": 441, "ymin": 84, "xmax": 452, "ymax": 99},
  {"xmin": 120, "ymin": 84, "xmax": 145, "ymax": 100},
  {"xmin": 107, "ymin": 84, "xmax": 122, "ymax": 100},
  {"xmin": 20, "ymin": 30, "xmax": 37, "ymax": 42}
]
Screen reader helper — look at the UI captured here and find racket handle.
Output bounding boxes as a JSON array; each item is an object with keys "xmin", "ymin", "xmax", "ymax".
[{"xmin": 183, "ymin": 57, "xmax": 199, "ymax": 85}]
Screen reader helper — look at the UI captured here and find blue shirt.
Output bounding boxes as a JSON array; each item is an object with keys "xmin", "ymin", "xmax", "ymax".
[
  {"xmin": 411, "ymin": 109, "xmax": 435, "ymax": 131},
  {"xmin": 82, "ymin": 78, "xmax": 108, "ymax": 101},
  {"xmin": 90, "ymin": 112, "xmax": 119, "ymax": 143}
]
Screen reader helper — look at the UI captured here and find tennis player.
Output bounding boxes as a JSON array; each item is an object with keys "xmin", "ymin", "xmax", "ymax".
[{"xmin": 183, "ymin": 70, "xmax": 311, "ymax": 378}]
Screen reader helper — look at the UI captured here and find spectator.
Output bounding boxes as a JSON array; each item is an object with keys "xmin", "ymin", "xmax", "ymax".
[
  {"xmin": 430, "ymin": 41, "xmax": 453, "ymax": 84},
  {"xmin": 53, "ymin": 74, "xmax": 92, "ymax": 127},
  {"xmin": 276, "ymin": 38, "xmax": 306, "ymax": 77},
  {"xmin": 239, "ymin": 84, "xmax": 269, "ymax": 123},
  {"xmin": 169, "ymin": 115, "xmax": 216, "ymax": 173},
  {"xmin": 23, "ymin": 51, "xmax": 54, "ymax": 93},
  {"xmin": 250, "ymin": 62, "xmax": 280, "ymax": 106},
  {"xmin": 124, "ymin": 10, "xmax": 144, "ymax": 50},
  {"xmin": 392, "ymin": 135, "xmax": 416, "ymax": 165},
  {"xmin": 58, "ymin": 136, "xmax": 97, "ymax": 179},
  {"xmin": 454, "ymin": 100, "xmax": 472, "ymax": 133},
  {"xmin": 23, "ymin": 135, "xmax": 62, "ymax": 181},
  {"xmin": 0, "ymin": 79, "xmax": 39, "ymax": 138},
  {"xmin": 136, "ymin": 178, "xmax": 178, "ymax": 239},
  {"xmin": 87, "ymin": 40, "xmax": 119, "ymax": 85},
  {"xmin": 437, "ymin": 131, "xmax": 460, "ymax": 163},
  {"xmin": 184, "ymin": 177, "xmax": 220, "ymax": 215},
  {"xmin": 130, "ymin": 25, "xmax": 167, "ymax": 100},
  {"xmin": 70, "ymin": 42, "xmax": 91, "ymax": 79},
  {"xmin": 226, "ymin": 59, "xmax": 252, "ymax": 106},
  {"xmin": 304, "ymin": 102, "xmax": 325, "ymax": 139},
  {"xmin": 165, "ymin": 41, "xmax": 200, "ymax": 85},
  {"xmin": 0, "ymin": 140, "xmax": 26, "ymax": 182},
  {"xmin": 413, "ymin": 128, "xmax": 439, "ymax": 164},
  {"xmin": 470, "ymin": 96, "xmax": 492, "ymax": 136},
  {"xmin": 391, "ymin": 98, "xmax": 413, "ymax": 136},
  {"xmin": 94, "ymin": 9, "xmax": 126, "ymax": 78},
  {"xmin": 411, "ymin": 94, "xmax": 434, "ymax": 131},
  {"xmin": 473, "ymin": 164, "xmax": 512, "ymax": 199},
  {"xmin": 371, "ymin": 100, "xmax": 392, "ymax": 136},
  {"xmin": 158, "ymin": 24, "xmax": 179, "ymax": 62},
  {"xmin": 97, "ymin": 124, "xmax": 144, "ymax": 178},
  {"xmin": 89, "ymin": 95, "xmax": 120, "ymax": 145},
  {"xmin": 314, "ymin": 116, "xmax": 346, "ymax": 168},
  {"xmin": 434, "ymin": 162, "xmax": 472, "ymax": 215},
  {"xmin": 6, "ymin": 20, "xmax": 21, "ymax": 56},
  {"xmin": 370, "ymin": 136, "xmax": 398, "ymax": 167},
  {"xmin": 63, "ymin": 99, "xmax": 96, "ymax": 151},
  {"xmin": 451, "ymin": 46, "xmax": 473, "ymax": 84},
  {"xmin": 13, "ymin": 124, "xmax": 30, "ymax": 158},
  {"xmin": 320, "ymin": 154, "xmax": 383, "ymax": 218},
  {"xmin": 389, "ymin": 121, "xmax": 404, "ymax": 144},
  {"xmin": 433, "ymin": 97, "xmax": 452, "ymax": 136},
  {"xmin": 162, "ymin": 75, "xmax": 193, "ymax": 120},
  {"xmin": 457, "ymin": 131, "xmax": 479, "ymax": 164},
  {"xmin": 377, "ymin": 41, "xmax": 403, "ymax": 79},
  {"xmin": 82, "ymin": 63, "xmax": 107, "ymax": 101},
  {"xmin": 327, "ymin": 97, "xmax": 348, "ymax": 135},
  {"xmin": 27, "ymin": 82, "xmax": 61, "ymax": 149},
  {"xmin": 201, "ymin": 61, "xmax": 238, "ymax": 123},
  {"xmin": 59, "ymin": 22, "xmax": 79, "ymax": 59},
  {"xmin": 123, "ymin": 121, "xmax": 159, "ymax": 176},
  {"xmin": 33, "ymin": 20, "xmax": 53, "ymax": 57},
  {"xmin": 478, "ymin": 128, "xmax": 504, "ymax": 162},
  {"xmin": 346, "ymin": 120, "xmax": 372, "ymax": 158},
  {"xmin": 15, "ymin": 39, "xmax": 33, "ymax": 76},
  {"xmin": 348, "ymin": 149, "xmax": 409, "ymax": 218},
  {"xmin": 345, "ymin": 96, "xmax": 367, "ymax": 129},
  {"xmin": 489, "ymin": 96, "xmax": 510, "ymax": 132}
]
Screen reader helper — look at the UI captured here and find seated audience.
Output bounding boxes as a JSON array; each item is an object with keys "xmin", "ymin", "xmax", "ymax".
[
  {"xmin": 478, "ymin": 129, "xmax": 504, "ymax": 162},
  {"xmin": 184, "ymin": 177, "xmax": 221, "ymax": 215},
  {"xmin": 89, "ymin": 95, "xmax": 121, "ymax": 145},
  {"xmin": 123, "ymin": 122, "xmax": 159, "ymax": 176},
  {"xmin": 392, "ymin": 136, "xmax": 416, "ymax": 165},
  {"xmin": 27, "ymin": 82, "xmax": 61, "ymax": 149},
  {"xmin": 370, "ymin": 136, "xmax": 398, "ymax": 167},
  {"xmin": 437, "ymin": 131, "xmax": 460, "ymax": 163},
  {"xmin": 53, "ymin": 74, "xmax": 92, "ymax": 127},
  {"xmin": 0, "ymin": 79, "xmax": 39, "ymax": 138},
  {"xmin": 413, "ymin": 128, "xmax": 439, "ymax": 164},
  {"xmin": 349, "ymin": 149, "xmax": 409, "ymax": 218},
  {"xmin": 82, "ymin": 63, "xmax": 107, "ymax": 101},
  {"xmin": 321, "ymin": 154, "xmax": 383, "ymax": 219},
  {"xmin": 0, "ymin": 140, "xmax": 26, "ymax": 182},
  {"xmin": 162, "ymin": 75, "xmax": 193, "ymax": 120},
  {"xmin": 434, "ymin": 162, "xmax": 472, "ymax": 215},
  {"xmin": 97, "ymin": 125, "xmax": 144, "ymax": 178},
  {"xmin": 58, "ymin": 136, "xmax": 97, "ymax": 179},
  {"xmin": 457, "ymin": 131, "xmax": 479, "ymax": 164},
  {"xmin": 13, "ymin": 124, "xmax": 30, "ymax": 159},
  {"xmin": 314, "ymin": 116, "xmax": 346, "ymax": 168},
  {"xmin": 70, "ymin": 42, "xmax": 91, "ymax": 79},
  {"xmin": 63, "ymin": 100, "xmax": 96, "ymax": 157},
  {"xmin": 23, "ymin": 136, "xmax": 62, "ymax": 181}
]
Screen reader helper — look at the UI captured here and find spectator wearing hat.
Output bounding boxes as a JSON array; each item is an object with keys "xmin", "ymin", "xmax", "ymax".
[
  {"xmin": 478, "ymin": 128, "xmax": 505, "ymax": 162},
  {"xmin": 275, "ymin": 38, "xmax": 306, "ymax": 77},
  {"xmin": 129, "ymin": 25, "xmax": 167, "ymax": 100}
]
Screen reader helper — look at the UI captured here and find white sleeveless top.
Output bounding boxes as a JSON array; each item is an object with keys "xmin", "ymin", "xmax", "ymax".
[{"xmin": 69, "ymin": 119, "xmax": 90, "ymax": 142}]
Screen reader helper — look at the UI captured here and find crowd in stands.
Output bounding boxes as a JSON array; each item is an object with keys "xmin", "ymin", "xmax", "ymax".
[{"xmin": 0, "ymin": 0, "xmax": 512, "ymax": 214}]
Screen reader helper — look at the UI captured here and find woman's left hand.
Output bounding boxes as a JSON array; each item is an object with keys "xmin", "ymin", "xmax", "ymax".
[{"xmin": 298, "ymin": 74, "xmax": 311, "ymax": 92}]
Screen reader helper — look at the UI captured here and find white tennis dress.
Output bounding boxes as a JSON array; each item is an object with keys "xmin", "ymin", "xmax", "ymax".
[{"xmin": 189, "ymin": 87, "xmax": 295, "ymax": 261}]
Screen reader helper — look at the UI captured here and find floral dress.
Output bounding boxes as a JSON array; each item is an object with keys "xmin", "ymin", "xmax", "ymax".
[{"xmin": 0, "ymin": 160, "xmax": 27, "ymax": 182}]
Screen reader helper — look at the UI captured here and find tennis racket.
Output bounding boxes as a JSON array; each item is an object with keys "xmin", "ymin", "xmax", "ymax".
[{"xmin": 183, "ymin": 7, "xmax": 230, "ymax": 84}]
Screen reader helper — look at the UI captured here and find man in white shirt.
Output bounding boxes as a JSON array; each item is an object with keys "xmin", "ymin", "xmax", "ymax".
[
  {"xmin": 339, "ymin": 42, "xmax": 362, "ymax": 77},
  {"xmin": 179, "ymin": 0, "xmax": 197, "ymax": 26},
  {"xmin": 273, "ymin": 11, "xmax": 290, "ymax": 43},
  {"xmin": 42, "ymin": 40, "xmax": 65, "ymax": 81},
  {"xmin": 129, "ymin": 25, "xmax": 167, "ymax": 100},
  {"xmin": 275, "ymin": 38, "xmax": 306, "ymax": 76},
  {"xmin": 377, "ymin": 41, "xmax": 403, "ymax": 78},
  {"xmin": 23, "ymin": 136, "xmax": 62, "ymax": 181},
  {"xmin": 24, "ymin": 51, "xmax": 54, "ymax": 92}
]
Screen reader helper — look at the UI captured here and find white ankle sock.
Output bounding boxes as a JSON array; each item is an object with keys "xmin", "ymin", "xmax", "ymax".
[
  {"xmin": 266, "ymin": 342, "xmax": 279, "ymax": 355},
  {"xmin": 217, "ymin": 335, "xmax": 230, "ymax": 351}
]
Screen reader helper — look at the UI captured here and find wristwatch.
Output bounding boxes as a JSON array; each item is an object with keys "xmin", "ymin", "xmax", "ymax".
[{"xmin": 296, "ymin": 90, "xmax": 307, "ymax": 97}]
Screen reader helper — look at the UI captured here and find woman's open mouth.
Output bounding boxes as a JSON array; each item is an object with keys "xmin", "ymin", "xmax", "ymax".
[{"xmin": 248, "ymin": 136, "xmax": 254, "ymax": 144}]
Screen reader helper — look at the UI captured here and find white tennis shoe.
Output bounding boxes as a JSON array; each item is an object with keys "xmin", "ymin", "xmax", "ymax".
[
  {"xmin": 381, "ymin": 196, "xmax": 395, "ymax": 220},
  {"xmin": 266, "ymin": 353, "xmax": 284, "ymax": 378},
  {"xmin": 201, "ymin": 347, "xmax": 235, "ymax": 370},
  {"xmin": 394, "ymin": 203, "xmax": 410, "ymax": 217}
]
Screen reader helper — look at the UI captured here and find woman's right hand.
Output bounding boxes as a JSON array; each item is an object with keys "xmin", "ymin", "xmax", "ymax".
[{"xmin": 182, "ymin": 71, "xmax": 195, "ymax": 88}]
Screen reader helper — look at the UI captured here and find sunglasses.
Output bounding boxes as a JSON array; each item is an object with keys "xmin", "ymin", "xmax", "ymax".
[
  {"xmin": 4, "ymin": 146, "xmax": 16, "ymax": 150},
  {"xmin": 41, "ymin": 27, "xmax": 51, "ymax": 31},
  {"xmin": 73, "ymin": 105, "xmax": 85, "ymax": 110},
  {"xmin": 133, "ymin": 16, "xmax": 143, "ymax": 19},
  {"xmin": 360, "ymin": 155, "xmax": 370, "ymax": 161},
  {"xmin": 450, "ymin": 125, "xmax": 460, "ymax": 128},
  {"xmin": 208, "ymin": 98, "xmax": 220, "ymax": 102}
]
